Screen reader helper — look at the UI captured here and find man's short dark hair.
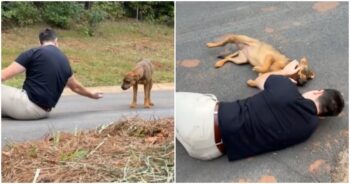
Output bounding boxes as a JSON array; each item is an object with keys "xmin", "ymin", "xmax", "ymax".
[
  {"xmin": 39, "ymin": 28, "xmax": 57, "ymax": 45},
  {"xmin": 318, "ymin": 89, "xmax": 345, "ymax": 116}
]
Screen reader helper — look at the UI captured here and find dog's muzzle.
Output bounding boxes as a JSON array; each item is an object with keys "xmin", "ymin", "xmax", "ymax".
[
  {"xmin": 296, "ymin": 78, "xmax": 307, "ymax": 86},
  {"xmin": 121, "ymin": 85, "xmax": 129, "ymax": 90}
]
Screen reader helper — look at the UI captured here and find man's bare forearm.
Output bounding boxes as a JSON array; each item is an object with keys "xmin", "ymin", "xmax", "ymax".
[
  {"xmin": 66, "ymin": 75, "xmax": 102, "ymax": 99},
  {"xmin": 254, "ymin": 60, "xmax": 300, "ymax": 90},
  {"xmin": 70, "ymin": 85, "xmax": 94, "ymax": 98},
  {"xmin": 254, "ymin": 70, "xmax": 287, "ymax": 90},
  {"xmin": 2, "ymin": 62, "xmax": 26, "ymax": 82}
]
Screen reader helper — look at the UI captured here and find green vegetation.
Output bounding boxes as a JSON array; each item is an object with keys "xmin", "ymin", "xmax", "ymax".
[
  {"xmin": 60, "ymin": 149, "xmax": 89, "ymax": 161},
  {"xmin": 2, "ymin": 2, "xmax": 174, "ymax": 88},
  {"xmin": 2, "ymin": 2, "xmax": 174, "ymax": 31},
  {"xmin": 2, "ymin": 20, "xmax": 174, "ymax": 88}
]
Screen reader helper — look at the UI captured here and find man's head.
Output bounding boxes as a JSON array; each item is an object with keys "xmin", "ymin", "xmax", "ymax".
[
  {"xmin": 303, "ymin": 89, "xmax": 344, "ymax": 116},
  {"xmin": 39, "ymin": 28, "xmax": 58, "ymax": 46}
]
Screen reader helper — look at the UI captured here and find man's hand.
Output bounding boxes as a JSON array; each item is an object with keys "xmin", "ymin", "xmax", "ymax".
[
  {"xmin": 282, "ymin": 60, "xmax": 301, "ymax": 76},
  {"xmin": 91, "ymin": 92, "xmax": 103, "ymax": 99},
  {"xmin": 251, "ymin": 60, "xmax": 301, "ymax": 90},
  {"xmin": 2, "ymin": 62, "xmax": 25, "ymax": 82},
  {"xmin": 67, "ymin": 75, "xmax": 104, "ymax": 99}
]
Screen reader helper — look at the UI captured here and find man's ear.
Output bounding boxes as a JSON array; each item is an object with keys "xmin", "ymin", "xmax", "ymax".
[
  {"xmin": 54, "ymin": 38, "xmax": 59, "ymax": 47},
  {"xmin": 314, "ymin": 90, "xmax": 324, "ymax": 97}
]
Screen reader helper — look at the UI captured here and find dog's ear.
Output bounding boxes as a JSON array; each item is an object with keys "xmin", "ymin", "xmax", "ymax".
[
  {"xmin": 132, "ymin": 72, "xmax": 140, "ymax": 80},
  {"xmin": 309, "ymin": 71, "xmax": 315, "ymax": 79},
  {"xmin": 300, "ymin": 57, "xmax": 308, "ymax": 64}
]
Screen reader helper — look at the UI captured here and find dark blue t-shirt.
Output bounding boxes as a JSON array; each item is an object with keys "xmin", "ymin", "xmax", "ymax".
[
  {"xmin": 16, "ymin": 45, "xmax": 72, "ymax": 109},
  {"xmin": 219, "ymin": 75, "xmax": 318, "ymax": 161}
]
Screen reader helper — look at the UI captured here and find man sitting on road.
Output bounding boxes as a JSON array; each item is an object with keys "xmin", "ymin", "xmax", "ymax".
[
  {"xmin": 2, "ymin": 28, "xmax": 103, "ymax": 120},
  {"xmin": 176, "ymin": 61, "xmax": 344, "ymax": 161}
]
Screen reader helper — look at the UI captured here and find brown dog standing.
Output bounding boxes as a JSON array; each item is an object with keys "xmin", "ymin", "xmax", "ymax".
[
  {"xmin": 207, "ymin": 34, "xmax": 315, "ymax": 87},
  {"xmin": 121, "ymin": 59, "xmax": 154, "ymax": 108}
]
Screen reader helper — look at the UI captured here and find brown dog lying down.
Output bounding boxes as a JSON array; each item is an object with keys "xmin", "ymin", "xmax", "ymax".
[
  {"xmin": 207, "ymin": 34, "xmax": 315, "ymax": 87},
  {"xmin": 121, "ymin": 59, "xmax": 154, "ymax": 108}
]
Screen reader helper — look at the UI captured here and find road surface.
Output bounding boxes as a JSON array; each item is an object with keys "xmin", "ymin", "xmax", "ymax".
[
  {"xmin": 176, "ymin": 2, "xmax": 348, "ymax": 182},
  {"xmin": 2, "ymin": 90, "xmax": 174, "ymax": 146}
]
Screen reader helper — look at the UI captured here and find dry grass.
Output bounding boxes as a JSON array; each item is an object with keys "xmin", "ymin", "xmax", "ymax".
[{"xmin": 2, "ymin": 118, "xmax": 174, "ymax": 183}]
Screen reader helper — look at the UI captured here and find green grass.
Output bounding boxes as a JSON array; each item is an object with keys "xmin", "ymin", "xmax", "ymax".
[{"xmin": 2, "ymin": 19, "xmax": 174, "ymax": 88}]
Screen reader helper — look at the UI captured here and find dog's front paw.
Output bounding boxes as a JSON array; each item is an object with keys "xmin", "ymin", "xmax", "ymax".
[
  {"xmin": 144, "ymin": 104, "xmax": 151, "ymax": 108},
  {"xmin": 150, "ymin": 102, "xmax": 154, "ymax": 106},
  {"xmin": 130, "ymin": 103, "xmax": 137, "ymax": 108},
  {"xmin": 247, "ymin": 79, "xmax": 257, "ymax": 87},
  {"xmin": 252, "ymin": 66, "xmax": 259, "ymax": 71}
]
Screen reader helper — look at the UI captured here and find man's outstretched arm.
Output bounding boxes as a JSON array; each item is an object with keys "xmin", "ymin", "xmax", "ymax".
[
  {"xmin": 66, "ymin": 75, "xmax": 103, "ymax": 99},
  {"xmin": 254, "ymin": 60, "xmax": 301, "ymax": 90},
  {"xmin": 1, "ymin": 62, "xmax": 26, "ymax": 82}
]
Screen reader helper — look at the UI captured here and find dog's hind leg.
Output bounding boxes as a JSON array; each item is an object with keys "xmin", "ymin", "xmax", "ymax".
[
  {"xmin": 130, "ymin": 84, "xmax": 138, "ymax": 108},
  {"xmin": 144, "ymin": 83, "xmax": 151, "ymax": 108},
  {"xmin": 270, "ymin": 60, "xmax": 285, "ymax": 71},
  {"xmin": 207, "ymin": 34, "xmax": 257, "ymax": 48},
  {"xmin": 252, "ymin": 55, "xmax": 273, "ymax": 73},
  {"xmin": 149, "ymin": 80, "xmax": 154, "ymax": 106},
  {"xmin": 215, "ymin": 51, "xmax": 248, "ymax": 68},
  {"xmin": 217, "ymin": 50, "xmax": 240, "ymax": 59}
]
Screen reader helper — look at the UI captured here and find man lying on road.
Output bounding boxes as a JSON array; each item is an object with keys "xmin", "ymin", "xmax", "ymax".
[
  {"xmin": 2, "ymin": 28, "xmax": 103, "ymax": 120},
  {"xmin": 176, "ymin": 60, "xmax": 344, "ymax": 161}
]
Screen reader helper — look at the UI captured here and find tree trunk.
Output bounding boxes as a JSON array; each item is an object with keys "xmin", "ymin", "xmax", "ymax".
[{"xmin": 84, "ymin": 2, "xmax": 93, "ymax": 10}]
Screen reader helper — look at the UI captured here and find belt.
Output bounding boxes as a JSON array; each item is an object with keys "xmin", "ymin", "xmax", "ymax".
[
  {"xmin": 38, "ymin": 105, "xmax": 52, "ymax": 112},
  {"xmin": 214, "ymin": 103, "xmax": 225, "ymax": 154}
]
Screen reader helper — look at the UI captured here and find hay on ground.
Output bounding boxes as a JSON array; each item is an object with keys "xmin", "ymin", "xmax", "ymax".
[{"xmin": 2, "ymin": 118, "xmax": 174, "ymax": 183}]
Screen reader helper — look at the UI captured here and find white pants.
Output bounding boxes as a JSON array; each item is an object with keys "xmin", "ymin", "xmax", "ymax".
[
  {"xmin": 2, "ymin": 85, "xmax": 49, "ymax": 120},
  {"xmin": 176, "ymin": 92, "xmax": 223, "ymax": 160}
]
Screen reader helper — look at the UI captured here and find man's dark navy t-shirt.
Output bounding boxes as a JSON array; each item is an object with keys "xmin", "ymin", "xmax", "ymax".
[
  {"xmin": 16, "ymin": 45, "xmax": 72, "ymax": 109},
  {"xmin": 218, "ymin": 75, "xmax": 319, "ymax": 161}
]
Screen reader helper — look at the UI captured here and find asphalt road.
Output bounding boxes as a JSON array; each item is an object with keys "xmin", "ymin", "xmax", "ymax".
[
  {"xmin": 2, "ymin": 90, "xmax": 174, "ymax": 146},
  {"xmin": 176, "ymin": 2, "xmax": 348, "ymax": 183}
]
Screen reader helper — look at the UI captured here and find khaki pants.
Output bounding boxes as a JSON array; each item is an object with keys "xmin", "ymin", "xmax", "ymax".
[
  {"xmin": 2, "ymin": 85, "xmax": 49, "ymax": 120},
  {"xmin": 176, "ymin": 92, "xmax": 223, "ymax": 160}
]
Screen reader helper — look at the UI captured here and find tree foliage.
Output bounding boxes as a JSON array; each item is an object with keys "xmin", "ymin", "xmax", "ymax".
[
  {"xmin": 41, "ymin": 2, "xmax": 83, "ymax": 29},
  {"xmin": 1, "ymin": 1, "xmax": 174, "ymax": 30},
  {"xmin": 2, "ymin": 2, "xmax": 41, "ymax": 27}
]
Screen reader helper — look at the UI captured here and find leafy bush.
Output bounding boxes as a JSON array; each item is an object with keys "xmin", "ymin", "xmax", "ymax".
[
  {"xmin": 1, "ymin": 2, "xmax": 41, "ymax": 27},
  {"xmin": 123, "ymin": 2, "xmax": 174, "ymax": 26},
  {"xmin": 153, "ymin": 2, "xmax": 174, "ymax": 26},
  {"xmin": 1, "ymin": 1, "xmax": 174, "ymax": 31},
  {"xmin": 93, "ymin": 2, "xmax": 124, "ymax": 21},
  {"xmin": 83, "ymin": 8, "xmax": 107, "ymax": 36},
  {"xmin": 42, "ymin": 2, "xmax": 83, "ymax": 29}
]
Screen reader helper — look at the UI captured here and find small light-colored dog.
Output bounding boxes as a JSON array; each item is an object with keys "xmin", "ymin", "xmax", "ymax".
[
  {"xmin": 121, "ymin": 59, "xmax": 154, "ymax": 108},
  {"xmin": 207, "ymin": 34, "xmax": 315, "ymax": 87}
]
